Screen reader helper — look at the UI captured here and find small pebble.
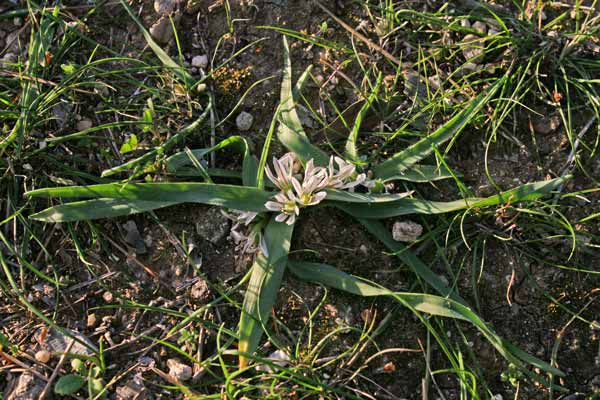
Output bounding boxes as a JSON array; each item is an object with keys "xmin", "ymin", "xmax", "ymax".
[
  {"xmin": 167, "ymin": 358, "xmax": 192, "ymax": 381},
  {"xmin": 472, "ymin": 21, "xmax": 487, "ymax": 34},
  {"xmin": 150, "ymin": 16, "xmax": 173, "ymax": 44},
  {"xmin": 154, "ymin": 0, "xmax": 176, "ymax": 15},
  {"xmin": 102, "ymin": 291, "xmax": 113, "ymax": 303},
  {"xmin": 76, "ymin": 119, "xmax": 93, "ymax": 131},
  {"xmin": 191, "ymin": 54, "xmax": 208, "ymax": 69},
  {"xmin": 392, "ymin": 221, "xmax": 423, "ymax": 242},
  {"xmin": 87, "ymin": 313, "xmax": 97, "ymax": 328},
  {"xmin": 462, "ymin": 34, "xmax": 485, "ymax": 63},
  {"xmin": 35, "ymin": 350, "xmax": 51, "ymax": 363},
  {"xmin": 236, "ymin": 111, "xmax": 254, "ymax": 131}
]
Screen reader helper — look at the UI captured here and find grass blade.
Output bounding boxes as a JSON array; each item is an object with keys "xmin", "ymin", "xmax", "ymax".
[
  {"xmin": 373, "ymin": 77, "xmax": 505, "ymax": 181},
  {"xmin": 238, "ymin": 218, "xmax": 294, "ymax": 368},
  {"xmin": 101, "ymin": 99, "xmax": 212, "ymax": 177},
  {"xmin": 345, "ymin": 72, "xmax": 383, "ymax": 163},
  {"xmin": 165, "ymin": 135, "xmax": 258, "ymax": 187},
  {"xmin": 357, "ymin": 218, "xmax": 464, "ymax": 303},
  {"xmin": 119, "ymin": 0, "xmax": 193, "ymax": 86},
  {"xmin": 323, "ymin": 189, "xmax": 413, "ymax": 203}
]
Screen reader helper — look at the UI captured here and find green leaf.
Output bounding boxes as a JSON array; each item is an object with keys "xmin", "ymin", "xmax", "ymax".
[
  {"xmin": 54, "ymin": 374, "xmax": 86, "ymax": 396},
  {"xmin": 119, "ymin": 134, "xmax": 138, "ymax": 154},
  {"xmin": 60, "ymin": 63, "xmax": 76, "ymax": 75},
  {"xmin": 101, "ymin": 100, "xmax": 212, "ymax": 177},
  {"xmin": 29, "ymin": 198, "xmax": 176, "ymax": 222},
  {"xmin": 239, "ymin": 218, "xmax": 294, "ymax": 368},
  {"xmin": 27, "ymin": 183, "xmax": 273, "ymax": 222},
  {"xmin": 382, "ymin": 164, "xmax": 457, "ymax": 182},
  {"xmin": 323, "ymin": 189, "xmax": 413, "ymax": 204},
  {"xmin": 277, "ymin": 36, "xmax": 329, "ymax": 166},
  {"xmin": 166, "ymin": 136, "xmax": 257, "ymax": 187},
  {"xmin": 373, "ymin": 77, "xmax": 505, "ymax": 181},
  {"xmin": 345, "ymin": 73, "xmax": 383, "ymax": 163},
  {"xmin": 288, "ymin": 260, "xmax": 564, "ymax": 377},
  {"xmin": 338, "ymin": 177, "xmax": 566, "ymax": 219},
  {"xmin": 358, "ymin": 218, "xmax": 464, "ymax": 303},
  {"xmin": 0, "ymin": 332, "xmax": 10, "ymax": 348},
  {"xmin": 142, "ymin": 108, "xmax": 153, "ymax": 133}
]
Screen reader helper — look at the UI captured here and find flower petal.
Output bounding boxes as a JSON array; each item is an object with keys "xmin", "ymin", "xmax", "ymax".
[
  {"xmin": 307, "ymin": 191, "xmax": 327, "ymax": 205},
  {"xmin": 275, "ymin": 213, "xmax": 288, "ymax": 222},
  {"xmin": 265, "ymin": 201, "xmax": 283, "ymax": 211}
]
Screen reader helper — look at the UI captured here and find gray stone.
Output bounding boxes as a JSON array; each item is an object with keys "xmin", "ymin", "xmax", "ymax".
[
  {"xmin": 5, "ymin": 372, "xmax": 44, "ymax": 400},
  {"xmin": 115, "ymin": 378, "xmax": 148, "ymax": 400},
  {"xmin": 472, "ymin": 21, "xmax": 487, "ymax": 34},
  {"xmin": 150, "ymin": 13, "xmax": 181, "ymax": 44},
  {"xmin": 462, "ymin": 34, "xmax": 484, "ymax": 63},
  {"xmin": 123, "ymin": 220, "xmax": 147, "ymax": 254},
  {"xmin": 392, "ymin": 221, "xmax": 423, "ymax": 242},
  {"xmin": 236, "ymin": 111, "xmax": 254, "ymax": 131},
  {"xmin": 76, "ymin": 118, "xmax": 93, "ymax": 131},
  {"xmin": 191, "ymin": 54, "xmax": 208, "ymax": 69},
  {"xmin": 167, "ymin": 359, "xmax": 192, "ymax": 381},
  {"xmin": 154, "ymin": 0, "xmax": 177, "ymax": 15},
  {"xmin": 35, "ymin": 328, "xmax": 97, "ymax": 356}
]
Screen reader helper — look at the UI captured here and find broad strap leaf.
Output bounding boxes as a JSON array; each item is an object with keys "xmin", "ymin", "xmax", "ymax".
[
  {"xmin": 238, "ymin": 218, "xmax": 294, "ymax": 368},
  {"xmin": 337, "ymin": 177, "xmax": 566, "ymax": 219},
  {"xmin": 373, "ymin": 77, "xmax": 505, "ymax": 181},
  {"xmin": 277, "ymin": 36, "xmax": 329, "ymax": 166}
]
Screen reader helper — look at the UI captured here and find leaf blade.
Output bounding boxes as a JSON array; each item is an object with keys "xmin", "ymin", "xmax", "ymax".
[
  {"xmin": 277, "ymin": 36, "xmax": 329, "ymax": 166},
  {"xmin": 373, "ymin": 77, "xmax": 505, "ymax": 181},
  {"xmin": 238, "ymin": 218, "xmax": 294, "ymax": 368}
]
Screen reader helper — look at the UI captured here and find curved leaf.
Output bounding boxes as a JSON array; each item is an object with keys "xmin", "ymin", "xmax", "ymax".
[
  {"xmin": 30, "ymin": 198, "xmax": 176, "ymax": 222},
  {"xmin": 323, "ymin": 189, "xmax": 413, "ymax": 203},
  {"xmin": 373, "ymin": 77, "xmax": 505, "ymax": 181},
  {"xmin": 338, "ymin": 177, "xmax": 566, "ymax": 219},
  {"xmin": 382, "ymin": 164, "xmax": 457, "ymax": 182},
  {"xmin": 54, "ymin": 374, "xmax": 86, "ymax": 396},
  {"xmin": 277, "ymin": 36, "xmax": 329, "ymax": 166},
  {"xmin": 239, "ymin": 218, "xmax": 294, "ymax": 368},
  {"xmin": 288, "ymin": 260, "xmax": 564, "ymax": 377},
  {"xmin": 27, "ymin": 183, "xmax": 273, "ymax": 220},
  {"xmin": 166, "ymin": 136, "xmax": 258, "ymax": 186}
]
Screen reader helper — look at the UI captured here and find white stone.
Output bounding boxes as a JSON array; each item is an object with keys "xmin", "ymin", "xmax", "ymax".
[
  {"xmin": 150, "ymin": 16, "xmax": 173, "ymax": 44},
  {"xmin": 154, "ymin": 0, "xmax": 176, "ymax": 15},
  {"xmin": 236, "ymin": 111, "xmax": 254, "ymax": 131},
  {"xmin": 76, "ymin": 119, "xmax": 93, "ymax": 131},
  {"xmin": 191, "ymin": 54, "xmax": 208, "ymax": 69},
  {"xmin": 167, "ymin": 359, "xmax": 192, "ymax": 381},
  {"xmin": 472, "ymin": 21, "xmax": 487, "ymax": 34},
  {"xmin": 392, "ymin": 221, "xmax": 423, "ymax": 242}
]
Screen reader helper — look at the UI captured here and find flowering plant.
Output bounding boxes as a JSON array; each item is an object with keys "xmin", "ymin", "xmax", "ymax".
[{"xmin": 25, "ymin": 37, "xmax": 566, "ymax": 379}]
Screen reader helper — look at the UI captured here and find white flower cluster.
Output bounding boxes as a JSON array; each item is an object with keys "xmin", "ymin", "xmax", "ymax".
[{"xmin": 265, "ymin": 153, "xmax": 366, "ymax": 225}]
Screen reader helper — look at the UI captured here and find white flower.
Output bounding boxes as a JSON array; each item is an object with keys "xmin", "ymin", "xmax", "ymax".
[
  {"xmin": 326, "ymin": 156, "xmax": 366, "ymax": 190},
  {"xmin": 291, "ymin": 159, "xmax": 328, "ymax": 206},
  {"xmin": 264, "ymin": 191, "xmax": 299, "ymax": 225},
  {"xmin": 265, "ymin": 152, "xmax": 297, "ymax": 191}
]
